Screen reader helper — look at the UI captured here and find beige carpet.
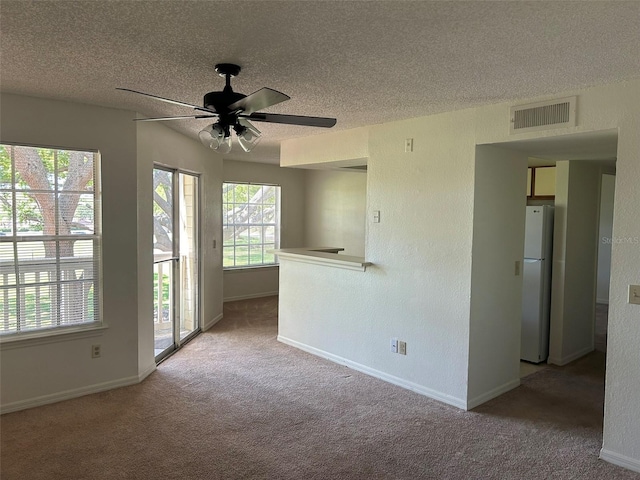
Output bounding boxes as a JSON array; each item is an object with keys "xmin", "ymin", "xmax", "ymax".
[{"xmin": 1, "ymin": 296, "xmax": 637, "ymax": 479}]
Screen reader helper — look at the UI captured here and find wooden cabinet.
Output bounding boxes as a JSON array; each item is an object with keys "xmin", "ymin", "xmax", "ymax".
[{"xmin": 527, "ymin": 166, "xmax": 556, "ymax": 199}]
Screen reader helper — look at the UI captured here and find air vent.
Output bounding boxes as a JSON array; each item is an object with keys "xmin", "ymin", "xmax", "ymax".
[{"xmin": 510, "ymin": 96, "xmax": 576, "ymax": 134}]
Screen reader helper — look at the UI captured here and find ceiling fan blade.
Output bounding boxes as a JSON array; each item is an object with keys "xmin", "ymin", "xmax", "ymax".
[
  {"xmin": 228, "ymin": 88, "xmax": 290, "ymax": 115},
  {"xmin": 134, "ymin": 115, "xmax": 218, "ymax": 122},
  {"xmin": 243, "ymin": 112, "xmax": 337, "ymax": 128},
  {"xmin": 117, "ymin": 88, "xmax": 214, "ymax": 113}
]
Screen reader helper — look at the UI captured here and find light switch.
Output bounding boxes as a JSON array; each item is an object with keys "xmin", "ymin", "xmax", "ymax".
[
  {"xmin": 629, "ymin": 285, "xmax": 640, "ymax": 305},
  {"xmin": 373, "ymin": 210, "xmax": 381, "ymax": 223},
  {"xmin": 405, "ymin": 138, "xmax": 413, "ymax": 153}
]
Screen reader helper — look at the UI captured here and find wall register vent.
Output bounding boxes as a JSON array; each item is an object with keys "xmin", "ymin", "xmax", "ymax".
[{"xmin": 510, "ymin": 96, "xmax": 576, "ymax": 134}]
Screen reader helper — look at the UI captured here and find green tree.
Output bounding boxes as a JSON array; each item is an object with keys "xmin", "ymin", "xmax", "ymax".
[
  {"xmin": 10, "ymin": 146, "xmax": 93, "ymax": 257},
  {"xmin": 153, "ymin": 169, "xmax": 173, "ymax": 252}
]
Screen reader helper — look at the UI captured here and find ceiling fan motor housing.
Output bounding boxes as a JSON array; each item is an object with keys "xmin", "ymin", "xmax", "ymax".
[
  {"xmin": 203, "ymin": 90, "xmax": 246, "ymax": 114},
  {"xmin": 206, "ymin": 63, "xmax": 245, "ymax": 115}
]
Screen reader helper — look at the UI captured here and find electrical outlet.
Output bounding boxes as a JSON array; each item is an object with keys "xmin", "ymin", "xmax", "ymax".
[
  {"xmin": 91, "ymin": 344, "xmax": 101, "ymax": 358},
  {"xmin": 390, "ymin": 338, "xmax": 398, "ymax": 354},
  {"xmin": 629, "ymin": 285, "xmax": 640, "ymax": 305},
  {"xmin": 398, "ymin": 341, "xmax": 407, "ymax": 355}
]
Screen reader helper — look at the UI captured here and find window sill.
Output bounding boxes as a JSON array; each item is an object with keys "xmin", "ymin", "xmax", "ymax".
[
  {"xmin": 223, "ymin": 264, "xmax": 279, "ymax": 273},
  {"xmin": 0, "ymin": 323, "xmax": 107, "ymax": 350}
]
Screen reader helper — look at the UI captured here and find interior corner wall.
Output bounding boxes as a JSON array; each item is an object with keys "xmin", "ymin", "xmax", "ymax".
[
  {"xmin": 467, "ymin": 145, "xmax": 528, "ymax": 408},
  {"xmin": 280, "ymin": 126, "xmax": 369, "ymax": 167},
  {"xmin": 304, "ymin": 168, "xmax": 367, "ymax": 257},
  {"xmin": 222, "ymin": 159, "xmax": 306, "ymax": 302},
  {"xmin": 0, "ymin": 94, "xmax": 139, "ymax": 412},
  {"xmin": 136, "ymin": 121, "xmax": 223, "ymax": 344},
  {"xmin": 548, "ymin": 161, "xmax": 601, "ymax": 366}
]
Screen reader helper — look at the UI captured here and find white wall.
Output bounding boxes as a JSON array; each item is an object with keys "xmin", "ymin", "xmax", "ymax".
[
  {"xmin": 548, "ymin": 161, "xmax": 601, "ymax": 366},
  {"xmin": 280, "ymin": 109, "xmax": 479, "ymax": 408},
  {"xmin": 304, "ymin": 169, "xmax": 367, "ymax": 257},
  {"xmin": 467, "ymin": 145, "xmax": 528, "ymax": 408},
  {"xmin": 0, "ymin": 94, "xmax": 141, "ymax": 411},
  {"xmin": 0, "ymin": 95, "xmax": 225, "ymax": 412},
  {"xmin": 222, "ymin": 159, "xmax": 305, "ymax": 301},
  {"xmin": 467, "ymin": 85, "xmax": 640, "ymax": 474},
  {"xmin": 136, "ymin": 121, "xmax": 224, "ymax": 339},
  {"xmin": 596, "ymin": 174, "xmax": 615, "ymax": 304},
  {"xmin": 281, "ymin": 127, "xmax": 368, "ymax": 167},
  {"xmin": 481, "ymin": 84, "xmax": 640, "ymax": 469},
  {"xmin": 602, "ymin": 110, "xmax": 640, "ymax": 471},
  {"xmin": 280, "ymin": 79, "xmax": 640, "ymax": 471}
]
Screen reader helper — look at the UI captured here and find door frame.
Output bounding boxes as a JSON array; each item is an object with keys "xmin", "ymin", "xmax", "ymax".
[{"xmin": 153, "ymin": 164, "xmax": 202, "ymax": 363}]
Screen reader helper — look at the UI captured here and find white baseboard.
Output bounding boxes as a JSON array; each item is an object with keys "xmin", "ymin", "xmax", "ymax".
[
  {"xmin": 202, "ymin": 312, "xmax": 224, "ymax": 332},
  {"xmin": 548, "ymin": 345, "xmax": 594, "ymax": 366},
  {"xmin": 224, "ymin": 291, "xmax": 278, "ymax": 303},
  {"xmin": 138, "ymin": 363, "xmax": 156, "ymax": 382},
  {"xmin": 1, "ymin": 374, "xmax": 144, "ymax": 414},
  {"xmin": 600, "ymin": 448, "xmax": 640, "ymax": 473},
  {"xmin": 466, "ymin": 378, "xmax": 520, "ymax": 410},
  {"xmin": 277, "ymin": 335, "xmax": 467, "ymax": 410}
]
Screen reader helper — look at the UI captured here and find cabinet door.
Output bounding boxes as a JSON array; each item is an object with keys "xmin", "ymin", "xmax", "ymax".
[{"xmin": 534, "ymin": 167, "xmax": 556, "ymax": 196}]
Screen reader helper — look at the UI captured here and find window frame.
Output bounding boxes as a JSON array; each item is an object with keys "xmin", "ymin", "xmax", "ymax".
[
  {"xmin": 0, "ymin": 142, "xmax": 103, "ymax": 342},
  {"xmin": 222, "ymin": 181, "xmax": 281, "ymax": 270}
]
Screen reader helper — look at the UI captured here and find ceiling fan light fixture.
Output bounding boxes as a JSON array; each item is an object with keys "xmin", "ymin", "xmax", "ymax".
[
  {"xmin": 236, "ymin": 119, "xmax": 262, "ymax": 153},
  {"xmin": 218, "ymin": 135, "xmax": 233, "ymax": 154},
  {"xmin": 199, "ymin": 123, "xmax": 225, "ymax": 150}
]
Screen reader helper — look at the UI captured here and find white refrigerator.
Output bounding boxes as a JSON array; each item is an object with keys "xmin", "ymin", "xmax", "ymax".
[{"xmin": 521, "ymin": 205, "xmax": 554, "ymax": 363}]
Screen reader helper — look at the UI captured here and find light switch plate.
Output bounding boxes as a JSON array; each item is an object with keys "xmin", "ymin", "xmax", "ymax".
[
  {"xmin": 629, "ymin": 285, "xmax": 640, "ymax": 305},
  {"xmin": 405, "ymin": 138, "xmax": 413, "ymax": 152}
]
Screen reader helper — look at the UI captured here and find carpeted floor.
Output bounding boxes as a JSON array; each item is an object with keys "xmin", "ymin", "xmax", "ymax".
[{"xmin": 1, "ymin": 296, "xmax": 637, "ymax": 479}]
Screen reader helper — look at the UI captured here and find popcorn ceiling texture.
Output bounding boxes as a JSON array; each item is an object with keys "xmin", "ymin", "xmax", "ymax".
[{"xmin": 1, "ymin": 0, "xmax": 639, "ymax": 162}]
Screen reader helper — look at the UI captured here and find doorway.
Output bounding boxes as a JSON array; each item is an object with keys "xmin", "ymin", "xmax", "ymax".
[
  {"xmin": 153, "ymin": 167, "xmax": 200, "ymax": 362},
  {"xmin": 472, "ymin": 129, "xmax": 618, "ymax": 390}
]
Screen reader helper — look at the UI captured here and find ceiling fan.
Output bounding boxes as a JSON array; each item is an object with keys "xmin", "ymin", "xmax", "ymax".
[{"xmin": 117, "ymin": 63, "xmax": 337, "ymax": 153}]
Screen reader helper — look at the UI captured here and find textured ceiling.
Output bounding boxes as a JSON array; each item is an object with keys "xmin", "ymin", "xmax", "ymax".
[{"xmin": 1, "ymin": 1, "xmax": 639, "ymax": 163}]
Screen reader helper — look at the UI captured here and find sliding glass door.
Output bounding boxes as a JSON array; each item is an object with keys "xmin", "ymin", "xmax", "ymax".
[{"xmin": 153, "ymin": 167, "xmax": 200, "ymax": 362}]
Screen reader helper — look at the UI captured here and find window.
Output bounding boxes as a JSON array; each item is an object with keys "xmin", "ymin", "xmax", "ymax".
[
  {"xmin": 222, "ymin": 182, "xmax": 280, "ymax": 268},
  {"xmin": 0, "ymin": 144, "xmax": 101, "ymax": 336}
]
